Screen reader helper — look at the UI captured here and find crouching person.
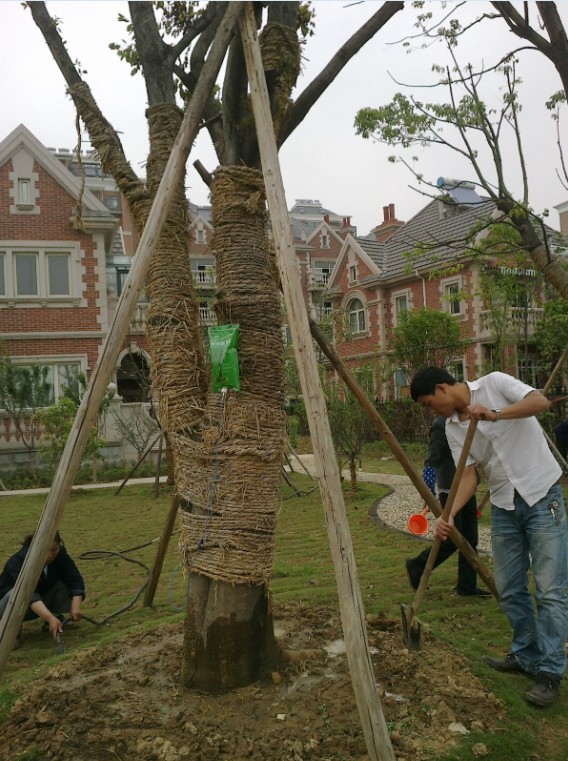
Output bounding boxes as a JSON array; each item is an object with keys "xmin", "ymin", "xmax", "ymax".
[{"xmin": 0, "ymin": 531, "xmax": 85, "ymax": 648}]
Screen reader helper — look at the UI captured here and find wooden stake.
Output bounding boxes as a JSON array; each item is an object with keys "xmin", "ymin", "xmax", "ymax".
[
  {"xmin": 240, "ymin": 7, "xmax": 395, "ymax": 761},
  {"xmin": 143, "ymin": 494, "xmax": 180, "ymax": 608},
  {"xmin": 0, "ymin": 2, "xmax": 245, "ymax": 675}
]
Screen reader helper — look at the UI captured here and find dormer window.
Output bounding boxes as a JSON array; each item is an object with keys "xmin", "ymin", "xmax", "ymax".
[
  {"xmin": 18, "ymin": 179, "xmax": 32, "ymax": 206},
  {"xmin": 195, "ymin": 224, "xmax": 207, "ymax": 245}
]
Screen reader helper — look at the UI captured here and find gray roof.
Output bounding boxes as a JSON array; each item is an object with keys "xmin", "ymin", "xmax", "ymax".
[{"xmin": 359, "ymin": 197, "xmax": 497, "ymax": 280}]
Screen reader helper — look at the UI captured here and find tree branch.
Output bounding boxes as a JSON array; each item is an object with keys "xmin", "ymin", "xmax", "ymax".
[{"xmin": 279, "ymin": 1, "xmax": 404, "ymax": 144}]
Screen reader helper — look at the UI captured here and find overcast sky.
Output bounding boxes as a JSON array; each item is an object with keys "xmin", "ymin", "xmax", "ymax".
[{"xmin": 0, "ymin": 1, "xmax": 566, "ymax": 235}]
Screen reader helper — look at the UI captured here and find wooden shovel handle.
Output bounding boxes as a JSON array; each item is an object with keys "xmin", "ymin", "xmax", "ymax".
[{"xmin": 406, "ymin": 420, "xmax": 478, "ymax": 631}]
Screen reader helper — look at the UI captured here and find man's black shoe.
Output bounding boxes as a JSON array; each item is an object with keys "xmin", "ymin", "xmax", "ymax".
[
  {"xmin": 526, "ymin": 673, "xmax": 560, "ymax": 707},
  {"xmin": 457, "ymin": 587, "xmax": 492, "ymax": 597},
  {"xmin": 405, "ymin": 559, "xmax": 420, "ymax": 591},
  {"xmin": 482, "ymin": 652, "xmax": 528, "ymax": 674}
]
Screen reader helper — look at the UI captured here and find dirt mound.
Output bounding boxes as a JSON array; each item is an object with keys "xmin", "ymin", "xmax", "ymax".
[{"xmin": 1, "ymin": 603, "xmax": 503, "ymax": 761}]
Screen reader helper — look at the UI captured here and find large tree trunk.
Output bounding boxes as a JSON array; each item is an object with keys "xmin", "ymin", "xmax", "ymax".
[{"xmin": 178, "ymin": 167, "xmax": 286, "ymax": 690}]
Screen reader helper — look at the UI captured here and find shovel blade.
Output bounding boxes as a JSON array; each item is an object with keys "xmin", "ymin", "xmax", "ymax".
[{"xmin": 400, "ymin": 603, "xmax": 422, "ymax": 650}]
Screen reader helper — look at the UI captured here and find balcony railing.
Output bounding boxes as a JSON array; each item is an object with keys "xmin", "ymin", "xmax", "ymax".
[
  {"xmin": 480, "ymin": 307, "xmax": 543, "ymax": 334},
  {"xmin": 199, "ymin": 306, "xmax": 216, "ymax": 325},
  {"xmin": 129, "ymin": 301, "xmax": 148, "ymax": 333},
  {"xmin": 192, "ymin": 269, "xmax": 216, "ymax": 286},
  {"xmin": 314, "ymin": 305, "xmax": 333, "ymax": 321},
  {"xmin": 308, "ymin": 270, "xmax": 330, "ymax": 289}
]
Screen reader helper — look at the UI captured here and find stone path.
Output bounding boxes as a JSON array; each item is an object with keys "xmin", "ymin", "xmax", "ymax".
[{"xmin": 290, "ymin": 453, "xmax": 492, "ymax": 555}]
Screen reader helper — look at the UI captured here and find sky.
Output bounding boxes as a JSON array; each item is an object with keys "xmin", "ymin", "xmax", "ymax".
[{"xmin": 0, "ymin": 0, "xmax": 566, "ymax": 236}]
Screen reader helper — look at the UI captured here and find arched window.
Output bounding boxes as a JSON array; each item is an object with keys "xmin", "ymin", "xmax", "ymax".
[
  {"xmin": 117, "ymin": 351, "xmax": 151, "ymax": 403},
  {"xmin": 348, "ymin": 298, "xmax": 366, "ymax": 334}
]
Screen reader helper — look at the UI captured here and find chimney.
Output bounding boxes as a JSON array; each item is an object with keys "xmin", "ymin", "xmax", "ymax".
[
  {"xmin": 343, "ymin": 216, "xmax": 351, "ymax": 228},
  {"xmin": 324, "ymin": 214, "xmax": 329, "ymax": 223},
  {"xmin": 372, "ymin": 202, "xmax": 405, "ymax": 242}
]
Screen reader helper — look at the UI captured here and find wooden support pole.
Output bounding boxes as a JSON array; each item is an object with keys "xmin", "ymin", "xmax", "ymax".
[
  {"xmin": 143, "ymin": 494, "xmax": 180, "ymax": 608},
  {"xmin": 240, "ymin": 7, "xmax": 395, "ymax": 761},
  {"xmin": 0, "ymin": 2, "xmax": 245, "ymax": 675}
]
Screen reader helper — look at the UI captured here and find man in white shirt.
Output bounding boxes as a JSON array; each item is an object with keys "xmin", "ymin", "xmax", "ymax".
[{"xmin": 410, "ymin": 367, "xmax": 567, "ymax": 707}]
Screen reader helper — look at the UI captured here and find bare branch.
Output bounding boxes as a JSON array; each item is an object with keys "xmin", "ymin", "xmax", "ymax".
[{"xmin": 279, "ymin": 1, "xmax": 404, "ymax": 144}]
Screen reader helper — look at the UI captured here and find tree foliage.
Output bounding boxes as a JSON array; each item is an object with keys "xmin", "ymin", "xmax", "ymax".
[
  {"xmin": 354, "ymin": 6, "xmax": 568, "ymax": 298},
  {"xmin": 326, "ymin": 365, "xmax": 375, "ymax": 493},
  {"xmin": 391, "ymin": 308, "xmax": 470, "ymax": 374}
]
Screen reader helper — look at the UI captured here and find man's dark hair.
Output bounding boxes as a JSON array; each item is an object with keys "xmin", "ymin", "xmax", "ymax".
[{"xmin": 410, "ymin": 366, "xmax": 457, "ymax": 401}]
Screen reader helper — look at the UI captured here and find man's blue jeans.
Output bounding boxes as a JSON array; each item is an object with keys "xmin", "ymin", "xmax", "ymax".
[{"xmin": 491, "ymin": 483, "xmax": 568, "ymax": 679}]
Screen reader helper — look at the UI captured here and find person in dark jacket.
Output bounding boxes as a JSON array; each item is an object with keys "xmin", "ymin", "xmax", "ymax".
[
  {"xmin": 405, "ymin": 416, "xmax": 490, "ymax": 596},
  {"xmin": 0, "ymin": 531, "xmax": 85, "ymax": 646}
]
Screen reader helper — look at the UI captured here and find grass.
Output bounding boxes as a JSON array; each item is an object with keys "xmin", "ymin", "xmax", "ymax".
[{"xmin": 1, "ymin": 466, "xmax": 567, "ymax": 761}]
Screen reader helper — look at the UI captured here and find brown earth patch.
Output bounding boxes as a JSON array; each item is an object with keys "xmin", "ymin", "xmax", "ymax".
[{"xmin": 1, "ymin": 603, "xmax": 504, "ymax": 761}]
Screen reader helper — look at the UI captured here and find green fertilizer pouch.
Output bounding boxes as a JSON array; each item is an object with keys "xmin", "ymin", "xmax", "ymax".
[{"xmin": 208, "ymin": 324, "xmax": 240, "ymax": 392}]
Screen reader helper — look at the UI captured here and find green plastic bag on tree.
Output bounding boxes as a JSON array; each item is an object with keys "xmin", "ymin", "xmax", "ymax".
[{"xmin": 208, "ymin": 324, "xmax": 240, "ymax": 392}]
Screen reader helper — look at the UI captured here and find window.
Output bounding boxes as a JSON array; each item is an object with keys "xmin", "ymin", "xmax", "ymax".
[
  {"xmin": 348, "ymin": 298, "xmax": 366, "ymax": 334},
  {"xmin": 116, "ymin": 267, "xmax": 130, "ymax": 296},
  {"xmin": 321, "ymin": 232, "xmax": 330, "ymax": 248},
  {"xmin": 105, "ymin": 196, "xmax": 119, "ymax": 210},
  {"xmin": 18, "ymin": 179, "xmax": 31, "ymax": 206},
  {"xmin": 444, "ymin": 282, "xmax": 462, "ymax": 315},
  {"xmin": 349, "ymin": 265, "xmax": 357, "ymax": 283},
  {"xmin": 47, "ymin": 254, "xmax": 70, "ymax": 296},
  {"xmin": 1, "ymin": 362, "xmax": 81, "ymax": 408},
  {"xmin": 448, "ymin": 360, "xmax": 465, "ymax": 382},
  {"xmin": 0, "ymin": 248, "xmax": 75, "ymax": 301},
  {"xmin": 394, "ymin": 368, "xmax": 409, "ymax": 400},
  {"xmin": 395, "ymin": 294, "xmax": 408, "ymax": 316},
  {"xmin": 15, "ymin": 253, "xmax": 38, "ymax": 296}
]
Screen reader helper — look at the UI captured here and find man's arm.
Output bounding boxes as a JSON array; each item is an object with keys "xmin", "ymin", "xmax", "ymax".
[
  {"xmin": 433, "ymin": 464, "xmax": 478, "ymax": 541},
  {"xmin": 467, "ymin": 390, "xmax": 550, "ymax": 423}
]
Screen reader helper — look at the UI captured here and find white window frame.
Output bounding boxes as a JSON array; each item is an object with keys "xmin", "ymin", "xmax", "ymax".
[
  {"xmin": 17, "ymin": 179, "xmax": 33, "ymax": 208},
  {"xmin": 448, "ymin": 359, "xmax": 465, "ymax": 382},
  {"xmin": 320, "ymin": 231, "xmax": 330, "ymax": 249},
  {"xmin": 347, "ymin": 297, "xmax": 367, "ymax": 335},
  {"xmin": 349, "ymin": 264, "xmax": 358, "ymax": 284},
  {"xmin": 392, "ymin": 289, "xmax": 410, "ymax": 327},
  {"xmin": 195, "ymin": 224, "xmax": 207, "ymax": 245},
  {"xmin": 0, "ymin": 358, "xmax": 84, "ymax": 409},
  {"xmin": 441, "ymin": 276, "xmax": 464, "ymax": 317},
  {"xmin": 0, "ymin": 245, "xmax": 78, "ymax": 302}
]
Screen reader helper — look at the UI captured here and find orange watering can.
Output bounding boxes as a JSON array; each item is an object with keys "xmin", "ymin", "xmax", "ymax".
[{"xmin": 407, "ymin": 505, "xmax": 429, "ymax": 536}]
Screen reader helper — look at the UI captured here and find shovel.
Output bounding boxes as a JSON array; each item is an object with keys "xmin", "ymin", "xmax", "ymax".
[{"xmin": 402, "ymin": 420, "xmax": 478, "ymax": 650}]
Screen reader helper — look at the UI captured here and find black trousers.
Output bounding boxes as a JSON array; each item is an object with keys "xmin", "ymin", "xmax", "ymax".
[{"xmin": 408, "ymin": 492, "xmax": 479, "ymax": 593}]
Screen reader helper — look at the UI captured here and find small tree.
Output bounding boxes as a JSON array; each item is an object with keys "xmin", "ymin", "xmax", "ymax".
[
  {"xmin": 326, "ymin": 365, "xmax": 375, "ymax": 493},
  {"xmin": 391, "ymin": 308, "xmax": 470, "ymax": 375},
  {"xmin": 0, "ymin": 362, "xmax": 52, "ymax": 481},
  {"xmin": 39, "ymin": 397, "xmax": 105, "ymax": 477}
]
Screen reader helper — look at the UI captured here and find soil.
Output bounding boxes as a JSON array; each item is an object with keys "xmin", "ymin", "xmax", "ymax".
[{"xmin": 1, "ymin": 603, "xmax": 504, "ymax": 761}]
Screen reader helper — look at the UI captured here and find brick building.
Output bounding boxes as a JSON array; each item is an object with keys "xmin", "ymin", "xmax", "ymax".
[{"xmin": 328, "ymin": 180, "xmax": 565, "ymax": 399}]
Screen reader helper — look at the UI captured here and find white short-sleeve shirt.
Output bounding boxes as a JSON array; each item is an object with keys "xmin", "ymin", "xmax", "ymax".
[{"xmin": 445, "ymin": 372, "xmax": 561, "ymax": 510}]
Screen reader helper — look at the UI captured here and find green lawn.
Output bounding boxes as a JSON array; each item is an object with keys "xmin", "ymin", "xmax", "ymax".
[{"xmin": 0, "ymin": 474, "xmax": 567, "ymax": 761}]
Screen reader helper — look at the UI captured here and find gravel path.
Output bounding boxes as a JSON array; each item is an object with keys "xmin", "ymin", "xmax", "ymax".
[{"xmin": 290, "ymin": 453, "xmax": 492, "ymax": 556}]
